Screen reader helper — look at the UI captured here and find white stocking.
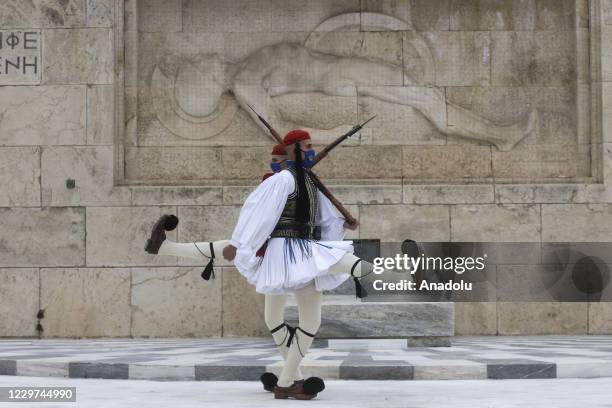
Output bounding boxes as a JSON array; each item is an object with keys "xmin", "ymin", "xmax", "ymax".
[
  {"xmin": 265, "ymin": 295, "xmax": 303, "ymax": 381},
  {"xmin": 328, "ymin": 252, "xmax": 373, "ymax": 278},
  {"xmin": 158, "ymin": 240, "xmax": 230, "ymax": 262},
  {"xmin": 328, "ymin": 253, "xmax": 374, "ymax": 298},
  {"xmin": 277, "ymin": 282, "xmax": 322, "ymax": 387}
]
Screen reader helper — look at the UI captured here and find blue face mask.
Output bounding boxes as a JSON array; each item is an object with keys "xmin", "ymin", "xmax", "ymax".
[
  {"xmin": 270, "ymin": 162, "xmax": 281, "ymax": 173},
  {"xmin": 302, "ymin": 149, "xmax": 316, "ymax": 168}
]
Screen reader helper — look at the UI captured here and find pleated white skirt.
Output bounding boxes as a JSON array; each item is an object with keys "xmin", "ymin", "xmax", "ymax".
[{"xmin": 234, "ymin": 237, "xmax": 353, "ymax": 294}]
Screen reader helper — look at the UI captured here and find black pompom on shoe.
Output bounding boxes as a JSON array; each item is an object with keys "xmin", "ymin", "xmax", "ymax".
[
  {"xmin": 144, "ymin": 214, "xmax": 179, "ymax": 255},
  {"xmin": 303, "ymin": 377, "xmax": 325, "ymax": 395},
  {"xmin": 163, "ymin": 214, "xmax": 179, "ymax": 231},
  {"xmin": 260, "ymin": 372, "xmax": 278, "ymax": 392}
]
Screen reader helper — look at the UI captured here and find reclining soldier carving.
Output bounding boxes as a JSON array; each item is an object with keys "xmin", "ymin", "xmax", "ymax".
[{"xmin": 151, "ymin": 12, "xmax": 537, "ymax": 151}]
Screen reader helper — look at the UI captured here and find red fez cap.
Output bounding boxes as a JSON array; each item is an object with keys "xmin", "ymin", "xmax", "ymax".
[
  {"xmin": 271, "ymin": 144, "xmax": 287, "ymax": 156},
  {"xmin": 283, "ymin": 129, "xmax": 311, "ymax": 146}
]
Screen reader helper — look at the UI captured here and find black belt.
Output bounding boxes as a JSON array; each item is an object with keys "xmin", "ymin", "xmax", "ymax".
[{"xmin": 270, "ymin": 224, "xmax": 321, "ymax": 240}]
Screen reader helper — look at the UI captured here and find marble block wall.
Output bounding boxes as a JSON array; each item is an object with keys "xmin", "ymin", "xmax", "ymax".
[{"xmin": 0, "ymin": 0, "xmax": 611, "ymax": 338}]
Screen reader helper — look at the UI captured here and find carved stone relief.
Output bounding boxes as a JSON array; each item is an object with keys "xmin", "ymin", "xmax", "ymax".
[{"xmin": 128, "ymin": 1, "xmax": 591, "ymax": 182}]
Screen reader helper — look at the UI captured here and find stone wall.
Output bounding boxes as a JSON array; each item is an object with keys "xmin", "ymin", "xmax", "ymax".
[{"xmin": 0, "ymin": 0, "xmax": 611, "ymax": 338}]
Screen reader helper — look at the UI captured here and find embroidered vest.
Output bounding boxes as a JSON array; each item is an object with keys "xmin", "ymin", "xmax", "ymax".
[{"xmin": 270, "ymin": 167, "xmax": 320, "ymax": 240}]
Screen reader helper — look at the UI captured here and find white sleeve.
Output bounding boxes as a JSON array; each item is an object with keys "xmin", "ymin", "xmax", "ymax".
[
  {"xmin": 316, "ymin": 190, "xmax": 346, "ymax": 241},
  {"xmin": 230, "ymin": 170, "xmax": 294, "ymax": 254}
]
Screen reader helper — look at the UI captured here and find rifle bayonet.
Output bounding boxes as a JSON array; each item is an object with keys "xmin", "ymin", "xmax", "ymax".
[{"xmin": 311, "ymin": 115, "xmax": 377, "ymax": 167}]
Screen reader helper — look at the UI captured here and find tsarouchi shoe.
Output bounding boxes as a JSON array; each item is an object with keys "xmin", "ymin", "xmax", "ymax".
[
  {"xmin": 260, "ymin": 372, "xmax": 278, "ymax": 392},
  {"xmin": 144, "ymin": 214, "xmax": 178, "ymax": 254},
  {"xmin": 274, "ymin": 381, "xmax": 316, "ymax": 400},
  {"xmin": 303, "ymin": 377, "xmax": 325, "ymax": 395},
  {"xmin": 261, "ymin": 373, "xmax": 307, "ymax": 393}
]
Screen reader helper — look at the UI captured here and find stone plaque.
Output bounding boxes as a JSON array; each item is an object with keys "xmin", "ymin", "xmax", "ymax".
[
  {"xmin": 0, "ymin": 30, "xmax": 41, "ymax": 85},
  {"xmin": 126, "ymin": 0, "xmax": 595, "ymax": 184}
]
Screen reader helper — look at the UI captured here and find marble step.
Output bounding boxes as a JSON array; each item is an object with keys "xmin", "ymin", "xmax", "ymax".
[{"xmin": 285, "ymin": 295, "xmax": 454, "ymax": 344}]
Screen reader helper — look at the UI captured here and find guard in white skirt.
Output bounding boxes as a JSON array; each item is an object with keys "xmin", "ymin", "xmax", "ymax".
[
  {"xmin": 227, "ymin": 162, "xmax": 354, "ymax": 295},
  {"xmin": 144, "ymin": 130, "xmax": 374, "ymax": 400},
  {"xmin": 223, "ymin": 129, "xmax": 373, "ymax": 400}
]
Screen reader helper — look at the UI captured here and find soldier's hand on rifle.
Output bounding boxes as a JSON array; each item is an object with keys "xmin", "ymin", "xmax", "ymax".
[
  {"xmin": 223, "ymin": 245, "xmax": 237, "ymax": 261},
  {"xmin": 344, "ymin": 220, "xmax": 359, "ymax": 230}
]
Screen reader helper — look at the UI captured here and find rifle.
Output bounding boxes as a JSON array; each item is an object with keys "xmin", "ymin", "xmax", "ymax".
[
  {"xmin": 306, "ymin": 170, "xmax": 357, "ymax": 225},
  {"xmin": 311, "ymin": 115, "xmax": 376, "ymax": 167},
  {"xmin": 247, "ymin": 104, "xmax": 358, "ymax": 226}
]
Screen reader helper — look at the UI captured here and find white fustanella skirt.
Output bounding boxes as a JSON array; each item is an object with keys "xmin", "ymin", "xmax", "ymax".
[{"xmin": 234, "ymin": 237, "xmax": 352, "ymax": 294}]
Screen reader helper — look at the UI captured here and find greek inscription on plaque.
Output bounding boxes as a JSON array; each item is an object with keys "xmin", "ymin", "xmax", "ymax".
[{"xmin": 0, "ymin": 30, "xmax": 41, "ymax": 85}]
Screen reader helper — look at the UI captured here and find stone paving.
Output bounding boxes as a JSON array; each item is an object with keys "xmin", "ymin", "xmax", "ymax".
[
  {"xmin": 0, "ymin": 376, "xmax": 609, "ymax": 408},
  {"xmin": 0, "ymin": 336, "xmax": 611, "ymax": 381}
]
